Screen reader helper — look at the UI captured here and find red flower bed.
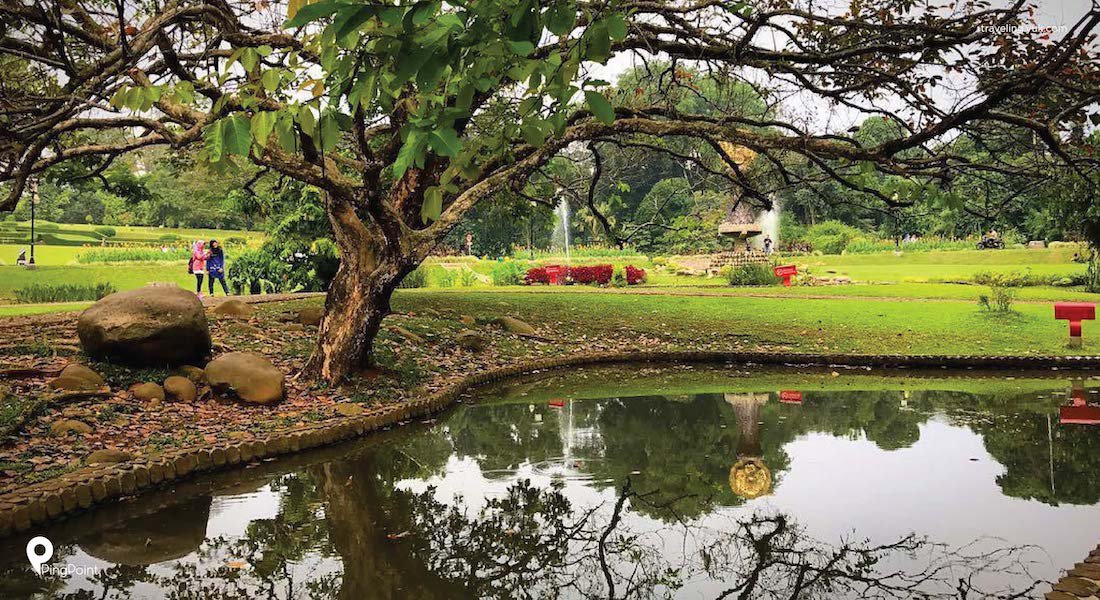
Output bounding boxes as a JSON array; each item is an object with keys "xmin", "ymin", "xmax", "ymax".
[
  {"xmin": 524, "ymin": 267, "xmax": 550, "ymax": 284},
  {"xmin": 625, "ymin": 265, "xmax": 646, "ymax": 285},
  {"xmin": 569, "ymin": 264, "xmax": 613, "ymax": 285}
]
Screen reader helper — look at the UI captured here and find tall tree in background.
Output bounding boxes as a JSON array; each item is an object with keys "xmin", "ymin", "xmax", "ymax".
[{"xmin": 1, "ymin": 0, "xmax": 1098, "ymax": 382}]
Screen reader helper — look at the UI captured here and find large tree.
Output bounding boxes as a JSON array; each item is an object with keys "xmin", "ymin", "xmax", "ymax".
[{"xmin": 1, "ymin": 0, "xmax": 1098, "ymax": 382}]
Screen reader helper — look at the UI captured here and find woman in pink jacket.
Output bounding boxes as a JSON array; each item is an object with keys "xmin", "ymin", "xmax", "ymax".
[{"xmin": 188, "ymin": 240, "xmax": 209, "ymax": 296}]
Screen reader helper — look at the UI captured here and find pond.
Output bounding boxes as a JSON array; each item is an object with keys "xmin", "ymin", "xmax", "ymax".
[{"xmin": 3, "ymin": 364, "xmax": 1100, "ymax": 599}]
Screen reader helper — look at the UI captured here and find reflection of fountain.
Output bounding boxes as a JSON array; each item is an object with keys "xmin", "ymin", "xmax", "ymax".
[{"xmin": 725, "ymin": 393, "xmax": 773, "ymax": 499}]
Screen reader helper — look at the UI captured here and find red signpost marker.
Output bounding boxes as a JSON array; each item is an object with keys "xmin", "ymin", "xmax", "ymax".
[
  {"xmin": 545, "ymin": 265, "xmax": 566, "ymax": 285},
  {"xmin": 773, "ymin": 264, "xmax": 798, "ymax": 287},
  {"xmin": 779, "ymin": 390, "xmax": 803, "ymax": 404},
  {"xmin": 1054, "ymin": 302, "xmax": 1095, "ymax": 348}
]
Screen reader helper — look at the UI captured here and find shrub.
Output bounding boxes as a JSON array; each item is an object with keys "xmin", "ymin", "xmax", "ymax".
[
  {"xmin": 490, "ymin": 260, "xmax": 526, "ymax": 286},
  {"xmin": 611, "ymin": 267, "xmax": 627, "ymax": 287},
  {"xmin": 77, "ymin": 247, "xmax": 189, "ymax": 263},
  {"xmin": 971, "ymin": 269, "xmax": 1070, "ymax": 288},
  {"xmin": 14, "ymin": 282, "xmax": 116, "ymax": 303},
  {"xmin": 398, "ymin": 267, "xmax": 428, "ymax": 289},
  {"xmin": 524, "ymin": 267, "xmax": 550, "ymax": 284},
  {"xmin": 1087, "ymin": 255, "xmax": 1100, "ymax": 293},
  {"xmin": 227, "ymin": 237, "xmax": 337, "ymax": 294},
  {"xmin": 93, "ymin": 226, "xmax": 117, "ymax": 239},
  {"xmin": 157, "ymin": 233, "xmax": 180, "ymax": 242},
  {"xmin": 978, "ymin": 286, "xmax": 1016, "ymax": 313},
  {"xmin": 804, "ymin": 221, "xmax": 861, "ymax": 255},
  {"xmin": 225, "ymin": 236, "xmax": 248, "ymax": 246},
  {"xmin": 459, "ymin": 268, "xmax": 478, "ymax": 287},
  {"xmin": 569, "ymin": 264, "xmax": 613, "ymax": 285},
  {"xmin": 434, "ymin": 268, "xmax": 458, "ymax": 287},
  {"xmin": 722, "ymin": 263, "xmax": 774, "ymax": 286},
  {"xmin": 625, "ymin": 265, "xmax": 646, "ymax": 285}
]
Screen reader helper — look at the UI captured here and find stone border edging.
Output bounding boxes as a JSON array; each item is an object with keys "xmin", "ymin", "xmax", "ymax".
[{"xmin": 3, "ymin": 349, "xmax": 1100, "ymax": 537}]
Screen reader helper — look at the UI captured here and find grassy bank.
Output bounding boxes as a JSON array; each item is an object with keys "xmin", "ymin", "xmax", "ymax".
[{"xmin": 394, "ymin": 289, "xmax": 1094, "ymax": 356}]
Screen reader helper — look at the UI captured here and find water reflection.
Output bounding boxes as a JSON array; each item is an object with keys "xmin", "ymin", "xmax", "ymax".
[{"xmin": 3, "ymin": 367, "xmax": 1100, "ymax": 599}]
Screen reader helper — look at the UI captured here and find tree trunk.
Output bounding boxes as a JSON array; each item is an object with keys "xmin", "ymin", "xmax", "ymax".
[{"xmin": 304, "ymin": 246, "xmax": 415, "ymax": 383}]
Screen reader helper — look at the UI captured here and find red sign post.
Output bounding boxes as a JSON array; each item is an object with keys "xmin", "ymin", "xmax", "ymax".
[
  {"xmin": 1054, "ymin": 302, "xmax": 1095, "ymax": 347},
  {"xmin": 544, "ymin": 265, "xmax": 566, "ymax": 285},
  {"xmin": 779, "ymin": 390, "xmax": 803, "ymax": 404},
  {"xmin": 1060, "ymin": 381, "xmax": 1100, "ymax": 425},
  {"xmin": 773, "ymin": 264, "xmax": 798, "ymax": 287}
]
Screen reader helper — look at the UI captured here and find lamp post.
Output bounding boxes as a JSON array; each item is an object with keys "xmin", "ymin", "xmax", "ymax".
[{"xmin": 28, "ymin": 178, "xmax": 38, "ymax": 268}]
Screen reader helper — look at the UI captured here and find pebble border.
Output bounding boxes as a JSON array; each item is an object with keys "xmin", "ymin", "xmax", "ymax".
[{"xmin": 3, "ymin": 349, "xmax": 1100, "ymax": 540}]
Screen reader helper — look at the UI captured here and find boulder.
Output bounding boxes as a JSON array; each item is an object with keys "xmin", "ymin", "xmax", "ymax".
[
  {"xmin": 60, "ymin": 364, "xmax": 105, "ymax": 387},
  {"xmin": 163, "ymin": 376, "xmax": 198, "ymax": 402},
  {"xmin": 1028, "ymin": 240, "xmax": 1046, "ymax": 249},
  {"xmin": 48, "ymin": 375, "xmax": 100, "ymax": 392},
  {"xmin": 455, "ymin": 330, "xmax": 488, "ymax": 352},
  {"xmin": 51, "ymin": 419, "xmax": 92, "ymax": 436},
  {"xmin": 205, "ymin": 352, "xmax": 285, "ymax": 405},
  {"xmin": 86, "ymin": 448, "xmax": 132, "ymax": 464},
  {"xmin": 211, "ymin": 298, "xmax": 254, "ymax": 319},
  {"xmin": 77, "ymin": 286, "xmax": 211, "ymax": 366},
  {"xmin": 130, "ymin": 382, "xmax": 165, "ymax": 403},
  {"xmin": 175, "ymin": 365, "xmax": 206, "ymax": 383},
  {"xmin": 297, "ymin": 307, "xmax": 324, "ymax": 326},
  {"xmin": 496, "ymin": 316, "xmax": 537, "ymax": 336},
  {"xmin": 81, "ymin": 496, "xmax": 211, "ymax": 565},
  {"xmin": 334, "ymin": 403, "xmax": 366, "ymax": 417},
  {"xmin": 391, "ymin": 326, "xmax": 425, "ymax": 344}
]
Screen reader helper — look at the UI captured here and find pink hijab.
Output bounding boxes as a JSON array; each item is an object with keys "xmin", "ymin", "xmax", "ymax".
[{"xmin": 190, "ymin": 240, "xmax": 207, "ymax": 272}]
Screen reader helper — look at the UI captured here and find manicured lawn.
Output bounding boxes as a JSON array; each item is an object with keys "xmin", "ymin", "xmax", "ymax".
[
  {"xmin": 0, "ymin": 302, "xmax": 91, "ymax": 317},
  {"xmin": 799, "ymin": 247, "xmax": 1087, "ymax": 282},
  {"xmin": 395, "ymin": 289, "xmax": 1095, "ymax": 356},
  {"xmin": 0, "ymin": 263, "xmax": 193, "ymax": 301}
]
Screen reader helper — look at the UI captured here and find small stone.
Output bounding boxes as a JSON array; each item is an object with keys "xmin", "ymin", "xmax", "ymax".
[
  {"xmin": 391, "ymin": 326, "xmax": 425, "ymax": 344},
  {"xmin": 130, "ymin": 382, "xmax": 165, "ymax": 403},
  {"xmin": 59, "ymin": 364, "xmax": 105, "ymax": 387},
  {"xmin": 455, "ymin": 330, "xmax": 488, "ymax": 352},
  {"xmin": 163, "ymin": 376, "xmax": 197, "ymax": 402},
  {"xmin": 460, "ymin": 315, "xmax": 476, "ymax": 326},
  {"xmin": 48, "ymin": 376, "xmax": 99, "ymax": 392},
  {"xmin": 297, "ymin": 307, "xmax": 324, "ymax": 326},
  {"xmin": 175, "ymin": 365, "xmax": 206, "ymax": 383},
  {"xmin": 87, "ymin": 448, "xmax": 132, "ymax": 465},
  {"xmin": 51, "ymin": 419, "xmax": 92, "ymax": 436},
  {"xmin": 496, "ymin": 316, "xmax": 537, "ymax": 336},
  {"xmin": 61, "ymin": 406, "xmax": 93, "ymax": 419},
  {"xmin": 211, "ymin": 298, "xmax": 254, "ymax": 319},
  {"xmin": 205, "ymin": 352, "xmax": 285, "ymax": 405},
  {"xmin": 334, "ymin": 403, "xmax": 365, "ymax": 417},
  {"xmin": 286, "ymin": 323, "xmax": 305, "ymax": 332}
]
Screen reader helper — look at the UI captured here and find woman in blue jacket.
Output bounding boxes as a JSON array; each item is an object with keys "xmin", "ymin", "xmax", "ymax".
[{"xmin": 206, "ymin": 239, "xmax": 230, "ymax": 296}]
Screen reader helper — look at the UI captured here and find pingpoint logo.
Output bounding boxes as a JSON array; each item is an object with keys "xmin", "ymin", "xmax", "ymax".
[
  {"xmin": 26, "ymin": 536, "xmax": 52, "ymax": 575},
  {"xmin": 25, "ymin": 535, "xmax": 101, "ymax": 577}
]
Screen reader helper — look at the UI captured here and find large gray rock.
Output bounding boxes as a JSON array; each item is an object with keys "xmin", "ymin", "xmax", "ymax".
[
  {"xmin": 77, "ymin": 286, "xmax": 211, "ymax": 366},
  {"xmin": 205, "ymin": 352, "xmax": 285, "ymax": 405}
]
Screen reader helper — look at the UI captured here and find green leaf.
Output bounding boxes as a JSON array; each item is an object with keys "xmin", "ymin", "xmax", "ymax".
[
  {"xmin": 421, "ymin": 186, "xmax": 443, "ymax": 223},
  {"xmin": 586, "ymin": 23, "xmax": 611, "ymax": 62},
  {"xmin": 317, "ymin": 111, "xmax": 341, "ymax": 152},
  {"xmin": 298, "ymin": 106, "xmax": 317, "ymax": 137},
  {"xmin": 394, "ymin": 128, "xmax": 427, "ymax": 178},
  {"xmin": 508, "ymin": 40, "xmax": 535, "ymax": 56},
  {"xmin": 428, "ymin": 128, "xmax": 462, "ymax": 157},
  {"xmin": 250, "ymin": 111, "xmax": 277, "ymax": 147},
  {"xmin": 261, "ymin": 69, "xmax": 281, "ymax": 92},
  {"xmin": 545, "ymin": 1, "xmax": 575, "ymax": 35},
  {"xmin": 521, "ymin": 122, "xmax": 547, "ymax": 146},
  {"xmin": 333, "ymin": 5, "xmax": 376, "ymax": 45},
  {"xmin": 607, "ymin": 14, "xmax": 628, "ymax": 41},
  {"xmin": 275, "ymin": 113, "xmax": 298, "ymax": 153},
  {"xmin": 204, "ymin": 120, "xmax": 225, "ymax": 161},
  {"xmin": 394, "ymin": 44, "xmax": 433, "ymax": 85},
  {"xmin": 285, "ymin": 0, "xmax": 339, "ymax": 28},
  {"xmin": 584, "ymin": 90, "xmax": 615, "ymax": 124},
  {"xmin": 239, "ymin": 48, "xmax": 259, "ymax": 72},
  {"xmin": 223, "ymin": 115, "xmax": 253, "ymax": 156}
]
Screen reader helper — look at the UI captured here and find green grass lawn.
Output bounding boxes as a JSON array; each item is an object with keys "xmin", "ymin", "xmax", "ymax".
[
  {"xmin": 798, "ymin": 246, "xmax": 1087, "ymax": 282},
  {"xmin": 396, "ymin": 289, "xmax": 1095, "ymax": 356},
  {"xmin": 0, "ymin": 263, "xmax": 194, "ymax": 301}
]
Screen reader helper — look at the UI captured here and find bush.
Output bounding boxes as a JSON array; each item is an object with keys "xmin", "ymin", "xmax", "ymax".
[
  {"xmin": 227, "ymin": 237, "xmax": 337, "ymax": 294},
  {"xmin": 93, "ymin": 226, "xmax": 117, "ymax": 239},
  {"xmin": 804, "ymin": 221, "xmax": 861, "ymax": 255},
  {"xmin": 625, "ymin": 265, "xmax": 646, "ymax": 285},
  {"xmin": 1087, "ymin": 255, "xmax": 1100, "ymax": 293},
  {"xmin": 434, "ymin": 268, "xmax": 458, "ymax": 288},
  {"xmin": 225, "ymin": 236, "xmax": 248, "ymax": 246},
  {"xmin": 157, "ymin": 233, "xmax": 180, "ymax": 242},
  {"xmin": 490, "ymin": 260, "xmax": 526, "ymax": 286},
  {"xmin": 978, "ymin": 286, "xmax": 1016, "ymax": 313},
  {"xmin": 722, "ymin": 263, "xmax": 774, "ymax": 286},
  {"xmin": 398, "ymin": 267, "xmax": 428, "ymax": 289},
  {"xmin": 77, "ymin": 247, "xmax": 189, "ymax": 263},
  {"xmin": 524, "ymin": 267, "xmax": 550, "ymax": 284},
  {"xmin": 14, "ymin": 282, "xmax": 116, "ymax": 303},
  {"xmin": 611, "ymin": 268, "xmax": 627, "ymax": 287},
  {"xmin": 459, "ymin": 268, "xmax": 478, "ymax": 287},
  {"xmin": 569, "ymin": 264, "xmax": 613, "ymax": 285},
  {"xmin": 971, "ymin": 269, "xmax": 1073, "ymax": 288}
]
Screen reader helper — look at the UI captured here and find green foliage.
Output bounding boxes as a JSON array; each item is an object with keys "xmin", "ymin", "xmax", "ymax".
[
  {"xmin": 93, "ymin": 226, "xmax": 117, "ymax": 239},
  {"xmin": 13, "ymin": 282, "xmax": 116, "ymax": 303},
  {"xmin": 722, "ymin": 263, "xmax": 775, "ymax": 286},
  {"xmin": 978, "ymin": 286, "xmax": 1016, "ymax": 313},
  {"xmin": 77, "ymin": 247, "xmax": 189, "ymax": 263},
  {"xmin": 611, "ymin": 266, "xmax": 627, "ymax": 287},
  {"xmin": 1087, "ymin": 254, "xmax": 1100, "ymax": 293},
  {"xmin": 158, "ymin": 233, "xmax": 181, "ymax": 242},
  {"xmin": 433, "ymin": 268, "xmax": 458, "ymax": 288},
  {"xmin": 804, "ymin": 221, "xmax": 861, "ymax": 255},
  {"xmin": 490, "ymin": 260, "xmax": 526, "ymax": 286},
  {"xmin": 228, "ymin": 237, "xmax": 338, "ymax": 294},
  {"xmin": 459, "ymin": 268, "xmax": 478, "ymax": 287},
  {"xmin": 398, "ymin": 267, "xmax": 429, "ymax": 289}
]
